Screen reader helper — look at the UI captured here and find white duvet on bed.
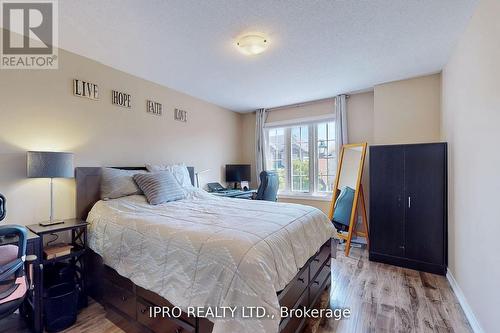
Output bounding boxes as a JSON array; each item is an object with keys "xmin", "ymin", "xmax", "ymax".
[{"xmin": 87, "ymin": 188, "xmax": 336, "ymax": 333}]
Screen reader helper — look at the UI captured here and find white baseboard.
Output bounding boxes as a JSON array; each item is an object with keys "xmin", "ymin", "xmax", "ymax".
[{"xmin": 446, "ymin": 269, "xmax": 485, "ymax": 333}]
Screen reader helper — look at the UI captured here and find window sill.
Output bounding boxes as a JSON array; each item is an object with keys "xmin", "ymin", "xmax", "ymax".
[{"xmin": 278, "ymin": 193, "xmax": 332, "ymax": 202}]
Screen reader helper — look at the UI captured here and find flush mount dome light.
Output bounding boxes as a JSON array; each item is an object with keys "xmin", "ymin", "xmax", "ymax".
[{"xmin": 236, "ymin": 34, "xmax": 269, "ymax": 55}]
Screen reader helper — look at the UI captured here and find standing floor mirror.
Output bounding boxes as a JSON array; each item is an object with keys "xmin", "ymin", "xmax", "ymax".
[{"xmin": 328, "ymin": 143, "xmax": 368, "ymax": 256}]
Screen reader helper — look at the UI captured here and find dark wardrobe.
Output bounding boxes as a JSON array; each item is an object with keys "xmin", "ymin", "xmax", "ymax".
[{"xmin": 369, "ymin": 143, "xmax": 447, "ymax": 275}]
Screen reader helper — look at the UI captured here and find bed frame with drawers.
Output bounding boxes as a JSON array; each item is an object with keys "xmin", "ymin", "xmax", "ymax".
[{"xmin": 76, "ymin": 167, "xmax": 337, "ymax": 333}]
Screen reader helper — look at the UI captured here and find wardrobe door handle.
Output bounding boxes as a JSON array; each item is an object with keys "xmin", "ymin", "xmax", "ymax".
[{"xmin": 408, "ymin": 196, "xmax": 411, "ymax": 208}]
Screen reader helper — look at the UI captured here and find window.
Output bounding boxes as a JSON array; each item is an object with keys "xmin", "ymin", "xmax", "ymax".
[{"xmin": 266, "ymin": 120, "xmax": 336, "ymax": 196}]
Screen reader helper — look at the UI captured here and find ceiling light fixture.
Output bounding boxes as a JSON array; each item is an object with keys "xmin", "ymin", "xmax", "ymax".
[{"xmin": 236, "ymin": 34, "xmax": 269, "ymax": 56}]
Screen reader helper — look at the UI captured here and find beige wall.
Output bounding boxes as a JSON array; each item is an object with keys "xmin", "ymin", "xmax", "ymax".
[
  {"xmin": 374, "ymin": 74, "xmax": 441, "ymax": 144},
  {"xmin": 0, "ymin": 47, "xmax": 243, "ymax": 225},
  {"xmin": 347, "ymin": 92, "xmax": 374, "ymax": 144},
  {"xmin": 441, "ymin": 0, "xmax": 500, "ymax": 331}
]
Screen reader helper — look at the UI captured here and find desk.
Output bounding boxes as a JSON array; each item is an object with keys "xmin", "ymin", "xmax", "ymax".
[{"xmin": 211, "ymin": 189, "xmax": 256, "ymax": 199}]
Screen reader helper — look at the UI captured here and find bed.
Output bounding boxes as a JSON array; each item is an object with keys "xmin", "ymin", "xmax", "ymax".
[{"xmin": 76, "ymin": 167, "xmax": 338, "ymax": 333}]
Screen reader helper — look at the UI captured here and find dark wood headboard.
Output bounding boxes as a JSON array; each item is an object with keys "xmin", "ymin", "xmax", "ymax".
[{"xmin": 75, "ymin": 166, "xmax": 195, "ymax": 220}]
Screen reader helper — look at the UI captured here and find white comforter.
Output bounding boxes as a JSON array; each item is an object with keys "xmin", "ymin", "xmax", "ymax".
[{"xmin": 87, "ymin": 189, "xmax": 336, "ymax": 333}]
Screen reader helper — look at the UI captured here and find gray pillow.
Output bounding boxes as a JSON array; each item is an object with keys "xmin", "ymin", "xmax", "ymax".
[
  {"xmin": 133, "ymin": 171, "xmax": 186, "ymax": 205},
  {"xmin": 101, "ymin": 168, "xmax": 145, "ymax": 200}
]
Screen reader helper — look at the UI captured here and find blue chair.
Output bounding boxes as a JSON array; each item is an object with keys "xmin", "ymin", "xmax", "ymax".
[{"xmin": 254, "ymin": 171, "xmax": 279, "ymax": 201}]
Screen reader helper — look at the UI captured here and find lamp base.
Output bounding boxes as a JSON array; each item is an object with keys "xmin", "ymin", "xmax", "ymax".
[{"xmin": 39, "ymin": 219, "xmax": 65, "ymax": 227}]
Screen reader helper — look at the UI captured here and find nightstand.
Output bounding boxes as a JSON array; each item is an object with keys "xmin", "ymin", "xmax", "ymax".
[{"xmin": 27, "ymin": 218, "xmax": 89, "ymax": 331}]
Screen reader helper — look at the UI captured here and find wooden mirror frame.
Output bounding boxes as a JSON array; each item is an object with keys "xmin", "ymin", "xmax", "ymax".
[{"xmin": 328, "ymin": 142, "xmax": 368, "ymax": 256}]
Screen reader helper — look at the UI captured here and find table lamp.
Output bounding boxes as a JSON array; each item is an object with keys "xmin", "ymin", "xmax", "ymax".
[
  {"xmin": 27, "ymin": 151, "xmax": 74, "ymax": 226},
  {"xmin": 195, "ymin": 169, "xmax": 210, "ymax": 188}
]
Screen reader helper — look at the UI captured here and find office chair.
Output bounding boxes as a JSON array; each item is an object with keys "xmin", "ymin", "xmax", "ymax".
[
  {"xmin": 0, "ymin": 195, "xmax": 36, "ymax": 320},
  {"xmin": 0, "ymin": 194, "xmax": 5, "ymax": 221},
  {"xmin": 254, "ymin": 171, "xmax": 279, "ymax": 201}
]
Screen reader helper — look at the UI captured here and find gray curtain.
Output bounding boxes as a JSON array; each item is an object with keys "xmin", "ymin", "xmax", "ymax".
[
  {"xmin": 335, "ymin": 95, "xmax": 348, "ymax": 154},
  {"xmin": 255, "ymin": 108, "xmax": 268, "ymax": 184}
]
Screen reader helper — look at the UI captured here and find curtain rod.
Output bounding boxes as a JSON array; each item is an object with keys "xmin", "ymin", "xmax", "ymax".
[{"xmin": 265, "ymin": 95, "xmax": 349, "ymax": 112}]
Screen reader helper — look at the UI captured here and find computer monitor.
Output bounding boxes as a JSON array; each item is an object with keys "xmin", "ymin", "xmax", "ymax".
[{"xmin": 225, "ymin": 164, "xmax": 251, "ymax": 188}]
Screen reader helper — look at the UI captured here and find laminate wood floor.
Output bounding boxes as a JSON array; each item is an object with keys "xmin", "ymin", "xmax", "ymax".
[
  {"xmin": 1, "ymin": 245, "xmax": 472, "ymax": 333},
  {"xmin": 319, "ymin": 245, "xmax": 472, "ymax": 333}
]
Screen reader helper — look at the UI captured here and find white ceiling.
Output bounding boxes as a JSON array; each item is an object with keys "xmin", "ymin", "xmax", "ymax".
[{"xmin": 59, "ymin": 0, "xmax": 478, "ymax": 112}]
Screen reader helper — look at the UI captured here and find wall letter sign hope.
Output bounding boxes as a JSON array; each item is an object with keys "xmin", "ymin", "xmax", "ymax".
[{"xmin": 112, "ymin": 90, "xmax": 131, "ymax": 108}]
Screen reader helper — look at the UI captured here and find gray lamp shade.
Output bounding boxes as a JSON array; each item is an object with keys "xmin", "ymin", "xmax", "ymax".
[{"xmin": 27, "ymin": 151, "xmax": 74, "ymax": 178}]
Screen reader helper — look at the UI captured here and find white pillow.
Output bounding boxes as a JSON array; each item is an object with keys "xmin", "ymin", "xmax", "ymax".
[
  {"xmin": 101, "ymin": 168, "xmax": 146, "ymax": 200},
  {"xmin": 145, "ymin": 163, "xmax": 193, "ymax": 188}
]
